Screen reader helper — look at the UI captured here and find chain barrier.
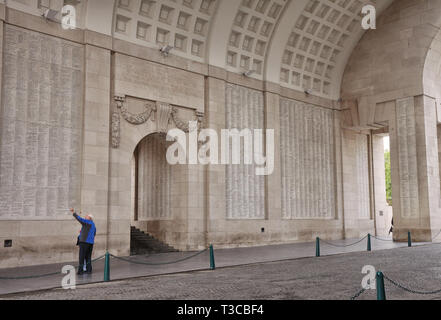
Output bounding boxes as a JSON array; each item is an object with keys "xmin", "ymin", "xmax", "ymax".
[
  {"xmin": 432, "ymin": 229, "xmax": 441, "ymax": 240},
  {"xmin": 0, "ymin": 255, "xmax": 105, "ymax": 280},
  {"xmin": 2, "ymin": 230, "xmax": 441, "ymax": 283},
  {"xmin": 350, "ymin": 288, "xmax": 367, "ymax": 300},
  {"xmin": 109, "ymin": 248, "xmax": 208, "ymax": 266},
  {"xmin": 0, "ymin": 270, "xmax": 62, "ymax": 280},
  {"xmin": 374, "ymin": 230, "xmax": 441, "ymax": 242},
  {"xmin": 372, "ymin": 235, "xmax": 394, "ymax": 242},
  {"xmin": 320, "ymin": 235, "xmax": 368, "ymax": 248},
  {"xmin": 325, "ymin": 229, "xmax": 441, "ymax": 247},
  {"xmin": 383, "ymin": 273, "xmax": 441, "ymax": 295}
]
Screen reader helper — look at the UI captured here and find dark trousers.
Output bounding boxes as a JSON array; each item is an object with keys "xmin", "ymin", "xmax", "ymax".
[{"xmin": 78, "ymin": 242, "xmax": 94, "ymax": 273}]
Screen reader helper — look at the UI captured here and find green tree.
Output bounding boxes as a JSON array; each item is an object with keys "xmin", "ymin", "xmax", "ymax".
[{"xmin": 384, "ymin": 150, "xmax": 392, "ymax": 205}]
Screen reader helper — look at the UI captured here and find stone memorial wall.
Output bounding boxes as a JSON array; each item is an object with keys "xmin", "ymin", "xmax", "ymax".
[
  {"xmin": 355, "ymin": 134, "xmax": 371, "ymax": 219},
  {"xmin": 137, "ymin": 134, "xmax": 172, "ymax": 220},
  {"xmin": 280, "ymin": 98, "xmax": 335, "ymax": 219},
  {"xmin": 0, "ymin": 25, "xmax": 84, "ymax": 220},
  {"xmin": 225, "ymin": 84, "xmax": 265, "ymax": 220}
]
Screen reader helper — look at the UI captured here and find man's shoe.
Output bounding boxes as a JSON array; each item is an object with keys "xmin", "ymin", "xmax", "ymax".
[{"xmin": 77, "ymin": 271, "xmax": 84, "ymax": 275}]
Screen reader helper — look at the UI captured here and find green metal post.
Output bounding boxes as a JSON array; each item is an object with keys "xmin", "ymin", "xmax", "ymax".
[
  {"xmin": 367, "ymin": 234, "xmax": 372, "ymax": 252},
  {"xmin": 104, "ymin": 252, "xmax": 110, "ymax": 282},
  {"xmin": 376, "ymin": 272, "xmax": 386, "ymax": 300},
  {"xmin": 209, "ymin": 245, "xmax": 216, "ymax": 270},
  {"xmin": 316, "ymin": 237, "xmax": 320, "ymax": 257},
  {"xmin": 408, "ymin": 231, "xmax": 412, "ymax": 247}
]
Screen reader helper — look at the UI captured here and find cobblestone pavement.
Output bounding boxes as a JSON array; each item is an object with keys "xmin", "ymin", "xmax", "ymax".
[
  {"xmin": 0, "ymin": 236, "xmax": 417, "ymax": 296},
  {"xmin": 2, "ymin": 244, "xmax": 441, "ymax": 300}
]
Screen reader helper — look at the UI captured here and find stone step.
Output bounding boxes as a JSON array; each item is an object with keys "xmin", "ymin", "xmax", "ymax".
[
  {"xmin": 131, "ymin": 233, "xmax": 153, "ymax": 238},
  {"xmin": 130, "ymin": 227, "xmax": 179, "ymax": 255},
  {"xmin": 132, "ymin": 244, "xmax": 178, "ymax": 251},
  {"xmin": 131, "ymin": 235, "xmax": 155, "ymax": 240}
]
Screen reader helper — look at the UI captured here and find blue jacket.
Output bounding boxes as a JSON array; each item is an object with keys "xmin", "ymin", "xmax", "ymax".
[{"xmin": 74, "ymin": 213, "xmax": 96, "ymax": 245}]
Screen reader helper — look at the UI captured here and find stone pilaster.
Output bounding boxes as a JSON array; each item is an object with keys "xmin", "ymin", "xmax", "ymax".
[
  {"xmin": 264, "ymin": 92, "xmax": 281, "ymax": 222},
  {"xmin": 391, "ymin": 95, "xmax": 441, "ymax": 241},
  {"xmin": 205, "ymin": 74, "xmax": 227, "ymax": 246},
  {"xmin": 81, "ymin": 44, "xmax": 113, "ymax": 255}
]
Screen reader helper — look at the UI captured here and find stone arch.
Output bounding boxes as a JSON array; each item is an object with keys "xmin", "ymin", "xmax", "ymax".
[
  {"xmin": 341, "ymin": 0, "xmax": 441, "ymax": 105},
  {"xmin": 423, "ymin": 28, "xmax": 441, "ymax": 101},
  {"xmin": 339, "ymin": 0, "xmax": 441, "ymax": 241},
  {"xmin": 131, "ymin": 132, "xmax": 175, "ymax": 243},
  {"xmin": 269, "ymin": 0, "xmax": 394, "ymax": 99},
  {"xmin": 206, "ymin": 0, "xmax": 241, "ymax": 68},
  {"xmin": 107, "ymin": 99, "xmax": 199, "ymax": 251},
  {"xmin": 132, "ymin": 132, "xmax": 172, "ymax": 218},
  {"xmin": 340, "ymin": 0, "xmax": 441, "ymax": 129}
]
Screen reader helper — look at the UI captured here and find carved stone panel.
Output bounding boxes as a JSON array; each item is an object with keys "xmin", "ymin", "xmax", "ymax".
[
  {"xmin": 280, "ymin": 98, "xmax": 336, "ymax": 219},
  {"xmin": 0, "ymin": 25, "xmax": 84, "ymax": 219},
  {"xmin": 355, "ymin": 134, "xmax": 371, "ymax": 219},
  {"xmin": 225, "ymin": 84, "xmax": 265, "ymax": 220},
  {"xmin": 137, "ymin": 134, "xmax": 171, "ymax": 220}
]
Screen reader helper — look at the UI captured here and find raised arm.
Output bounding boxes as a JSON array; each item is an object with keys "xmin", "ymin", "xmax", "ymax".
[
  {"xmin": 71, "ymin": 208, "xmax": 87, "ymax": 225},
  {"xmin": 73, "ymin": 212, "xmax": 87, "ymax": 224},
  {"xmin": 69, "ymin": 208, "xmax": 89, "ymax": 225}
]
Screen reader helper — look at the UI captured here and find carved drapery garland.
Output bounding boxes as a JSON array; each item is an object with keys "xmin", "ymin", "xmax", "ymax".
[
  {"xmin": 111, "ymin": 96, "xmax": 124, "ymax": 148},
  {"xmin": 121, "ymin": 100, "xmax": 156, "ymax": 125},
  {"xmin": 111, "ymin": 112, "xmax": 121, "ymax": 149},
  {"xmin": 170, "ymin": 107, "xmax": 205, "ymax": 133},
  {"xmin": 111, "ymin": 95, "xmax": 205, "ymax": 149}
]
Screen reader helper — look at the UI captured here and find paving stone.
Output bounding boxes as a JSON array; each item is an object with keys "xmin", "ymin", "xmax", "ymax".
[{"xmin": 2, "ymin": 244, "xmax": 441, "ymax": 300}]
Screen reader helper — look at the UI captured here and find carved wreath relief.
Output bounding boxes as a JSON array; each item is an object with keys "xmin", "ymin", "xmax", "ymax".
[{"xmin": 111, "ymin": 96, "xmax": 204, "ymax": 149}]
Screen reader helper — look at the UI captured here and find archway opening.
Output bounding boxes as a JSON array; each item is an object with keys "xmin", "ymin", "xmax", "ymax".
[
  {"xmin": 130, "ymin": 133, "xmax": 179, "ymax": 255},
  {"xmin": 373, "ymin": 132, "xmax": 393, "ymax": 238}
]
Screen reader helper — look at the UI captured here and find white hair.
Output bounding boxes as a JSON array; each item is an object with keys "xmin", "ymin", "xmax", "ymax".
[{"xmin": 87, "ymin": 214, "xmax": 94, "ymax": 221}]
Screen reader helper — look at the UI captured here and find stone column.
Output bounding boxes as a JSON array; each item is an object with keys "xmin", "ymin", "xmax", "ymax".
[
  {"xmin": 391, "ymin": 95, "xmax": 441, "ymax": 241},
  {"xmin": 341, "ymin": 129, "xmax": 374, "ymax": 238}
]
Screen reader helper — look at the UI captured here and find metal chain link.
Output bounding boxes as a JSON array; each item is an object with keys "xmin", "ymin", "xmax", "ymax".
[
  {"xmin": 372, "ymin": 235, "xmax": 394, "ymax": 242},
  {"xmin": 350, "ymin": 288, "xmax": 367, "ymax": 300},
  {"xmin": 320, "ymin": 235, "xmax": 368, "ymax": 248},
  {"xmin": 109, "ymin": 248, "xmax": 208, "ymax": 266},
  {"xmin": 432, "ymin": 229, "xmax": 441, "ymax": 240},
  {"xmin": 0, "ymin": 270, "xmax": 62, "ymax": 280},
  {"xmin": 383, "ymin": 273, "xmax": 441, "ymax": 295},
  {"xmin": 374, "ymin": 230, "xmax": 441, "ymax": 242},
  {"xmin": 0, "ymin": 255, "xmax": 105, "ymax": 280},
  {"xmin": 3, "ymin": 231, "xmax": 441, "ymax": 282}
]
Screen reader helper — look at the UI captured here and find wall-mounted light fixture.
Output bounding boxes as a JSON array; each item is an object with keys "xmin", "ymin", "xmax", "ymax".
[
  {"xmin": 42, "ymin": 9, "xmax": 60, "ymax": 22},
  {"xmin": 159, "ymin": 45, "xmax": 174, "ymax": 57},
  {"xmin": 243, "ymin": 69, "xmax": 256, "ymax": 77}
]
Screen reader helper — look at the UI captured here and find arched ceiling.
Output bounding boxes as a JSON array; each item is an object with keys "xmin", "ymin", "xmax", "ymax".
[
  {"xmin": 3, "ymin": 0, "xmax": 394, "ymax": 100},
  {"xmin": 277, "ymin": 0, "xmax": 380, "ymax": 98},
  {"xmin": 112, "ymin": 0, "xmax": 220, "ymax": 63}
]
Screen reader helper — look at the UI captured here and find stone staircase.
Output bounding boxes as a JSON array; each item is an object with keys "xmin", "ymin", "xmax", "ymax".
[{"xmin": 130, "ymin": 226, "xmax": 179, "ymax": 256}]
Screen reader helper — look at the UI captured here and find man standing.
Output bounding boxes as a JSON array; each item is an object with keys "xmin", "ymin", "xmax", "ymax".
[{"xmin": 70, "ymin": 208, "xmax": 96, "ymax": 275}]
